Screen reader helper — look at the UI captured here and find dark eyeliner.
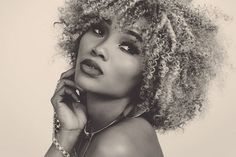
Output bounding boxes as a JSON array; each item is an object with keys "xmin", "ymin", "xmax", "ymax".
[
  {"xmin": 90, "ymin": 23, "xmax": 105, "ymax": 37},
  {"xmin": 119, "ymin": 41, "xmax": 140, "ymax": 55}
]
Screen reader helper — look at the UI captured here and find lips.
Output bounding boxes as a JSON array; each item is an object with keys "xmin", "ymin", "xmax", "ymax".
[{"xmin": 80, "ymin": 59, "xmax": 104, "ymax": 77}]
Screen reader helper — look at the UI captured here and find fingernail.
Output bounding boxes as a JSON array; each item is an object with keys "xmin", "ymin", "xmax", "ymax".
[{"xmin": 76, "ymin": 89, "xmax": 80, "ymax": 95}]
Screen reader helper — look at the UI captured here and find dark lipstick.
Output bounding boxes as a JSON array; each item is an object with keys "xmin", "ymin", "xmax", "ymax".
[{"xmin": 80, "ymin": 59, "xmax": 103, "ymax": 77}]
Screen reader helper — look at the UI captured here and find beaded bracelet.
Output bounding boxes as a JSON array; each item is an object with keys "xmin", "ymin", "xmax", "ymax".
[{"xmin": 52, "ymin": 137, "xmax": 71, "ymax": 157}]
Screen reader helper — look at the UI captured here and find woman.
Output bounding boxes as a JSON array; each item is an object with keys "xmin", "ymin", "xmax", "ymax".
[{"xmin": 45, "ymin": 0, "xmax": 223, "ymax": 156}]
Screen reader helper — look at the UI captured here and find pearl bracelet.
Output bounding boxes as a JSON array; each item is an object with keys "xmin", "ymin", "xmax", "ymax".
[{"xmin": 52, "ymin": 137, "xmax": 70, "ymax": 157}]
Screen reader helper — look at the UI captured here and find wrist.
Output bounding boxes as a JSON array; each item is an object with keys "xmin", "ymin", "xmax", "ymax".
[{"xmin": 55, "ymin": 129, "xmax": 82, "ymax": 152}]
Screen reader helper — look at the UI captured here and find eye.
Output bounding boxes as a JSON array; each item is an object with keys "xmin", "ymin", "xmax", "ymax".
[
  {"xmin": 90, "ymin": 23, "xmax": 105, "ymax": 37},
  {"xmin": 119, "ymin": 41, "xmax": 140, "ymax": 55}
]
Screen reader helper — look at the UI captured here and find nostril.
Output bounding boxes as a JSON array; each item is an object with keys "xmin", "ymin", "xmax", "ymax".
[
  {"xmin": 91, "ymin": 48, "xmax": 107, "ymax": 61},
  {"xmin": 100, "ymin": 55, "xmax": 106, "ymax": 60},
  {"xmin": 91, "ymin": 49, "xmax": 97, "ymax": 56},
  {"xmin": 98, "ymin": 54, "xmax": 105, "ymax": 60}
]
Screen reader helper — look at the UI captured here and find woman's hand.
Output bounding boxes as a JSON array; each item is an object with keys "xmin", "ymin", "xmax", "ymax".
[
  {"xmin": 46, "ymin": 68, "xmax": 87, "ymax": 156},
  {"xmin": 51, "ymin": 68, "xmax": 87, "ymax": 134}
]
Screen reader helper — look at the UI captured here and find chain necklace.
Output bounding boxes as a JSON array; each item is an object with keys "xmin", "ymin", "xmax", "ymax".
[
  {"xmin": 73, "ymin": 106, "xmax": 147, "ymax": 157},
  {"xmin": 73, "ymin": 112, "xmax": 125, "ymax": 157}
]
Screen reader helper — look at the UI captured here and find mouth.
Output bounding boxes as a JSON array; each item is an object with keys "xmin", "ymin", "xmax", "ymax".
[{"xmin": 80, "ymin": 59, "xmax": 104, "ymax": 77}]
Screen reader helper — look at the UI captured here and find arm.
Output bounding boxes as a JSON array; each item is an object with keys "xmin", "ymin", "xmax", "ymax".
[
  {"xmin": 45, "ymin": 68, "xmax": 87, "ymax": 157},
  {"xmin": 45, "ymin": 130, "xmax": 80, "ymax": 157}
]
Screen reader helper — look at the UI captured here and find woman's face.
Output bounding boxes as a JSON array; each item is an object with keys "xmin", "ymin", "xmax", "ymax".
[{"xmin": 74, "ymin": 18, "xmax": 145, "ymax": 98}]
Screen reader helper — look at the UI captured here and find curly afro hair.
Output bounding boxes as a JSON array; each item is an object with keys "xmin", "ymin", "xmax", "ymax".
[{"xmin": 56, "ymin": 0, "xmax": 224, "ymax": 131}]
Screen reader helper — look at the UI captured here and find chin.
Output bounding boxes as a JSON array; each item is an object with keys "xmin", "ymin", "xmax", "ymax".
[
  {"xmin": 74, "ymin": 73, "xmax": 135, "ymax": 98},
  {"xmin": 75, "ymin": 75, "xmax": 94, "ymax": 91},
  {"xmin": 76, "ymin": 79, "xmax": 125, "ymax": 98}
]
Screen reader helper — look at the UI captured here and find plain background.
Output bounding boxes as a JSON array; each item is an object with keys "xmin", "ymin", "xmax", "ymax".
[{"xmin": 0, "ymin": 0, "xmax": 235, "ymax": 156}]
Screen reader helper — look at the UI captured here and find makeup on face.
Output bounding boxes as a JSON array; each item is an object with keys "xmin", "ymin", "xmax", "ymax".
[
  {"xmin": 89, "ymin": 19, "xmax": 143, "ymax": 55},
  {"xmin": 80, "ymin": 58, "xmax": 104, "ymax": 78},
  {"xmin": 74, "ymin": 17, "xmax": 145, "ymax": 98}
]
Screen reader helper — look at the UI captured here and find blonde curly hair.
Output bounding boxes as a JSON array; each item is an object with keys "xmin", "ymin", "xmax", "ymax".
[{"xmin": 57, "ymin": 0, "xmax": 223, "ymax": 131}]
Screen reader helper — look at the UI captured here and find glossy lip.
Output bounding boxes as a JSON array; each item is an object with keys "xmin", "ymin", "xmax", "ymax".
[{"xmin": 80, "ymin": 59, "xmax": 104, "ymax": 76}]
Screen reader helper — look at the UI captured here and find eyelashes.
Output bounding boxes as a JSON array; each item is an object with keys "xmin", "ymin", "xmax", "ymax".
[
  {"xmin": 119, "ymin": 41, "xmax": 140, "ymax": 55},
  {"xmin": 90, "ymin": 23, "xmax": 106, "ymax": 37},
  {"xmin": 90, "ymin": 23, "xmax": 141, "ymax": 55}
]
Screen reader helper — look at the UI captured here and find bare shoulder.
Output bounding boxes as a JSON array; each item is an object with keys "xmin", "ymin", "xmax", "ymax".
[{"xmin": 86, "ymin": 117, "xmax": 164, "ymax": 157}]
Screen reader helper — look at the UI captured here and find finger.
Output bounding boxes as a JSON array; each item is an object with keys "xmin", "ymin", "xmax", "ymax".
[
  {"xmin": 60, "ymin": 68, "xmax": 75, "ymax": 79},
  {"xmin": 55, "ymin": 79, "xmax": 77, "ymax": 93},
  {"xmin": 59, "ymin": 68, "xmax": 85, "ymax": 92},
  {"xmin": 51, "ymin": 87, "xmax": 79, "ymax": 108},
  {"xmin": 56, "ymin": 86, "xmax": 79, "ymax": 102},
  {"xmin": 64, "ymin": 88, "xmax": 80, "ymax": 102},
  {"xmin": 75, "ymin": 85, "xmax": 84, "ymax": 92}
]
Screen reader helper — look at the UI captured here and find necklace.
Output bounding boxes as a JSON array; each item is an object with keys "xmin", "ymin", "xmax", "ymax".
[
  {"xmin": 74, "ymin": 112, "xmax": 125, "ymax": 157},
  {"xmin": 84, "ymin": 114, "xmax": 124, "ymax": 137},
  {"xmin": 73, "ymin": 106, "xmax": 147, "ymax": 157}
]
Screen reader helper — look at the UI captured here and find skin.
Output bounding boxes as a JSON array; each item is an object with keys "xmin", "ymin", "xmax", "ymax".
[
  {"xmin": 74, "ymin": 18, "xmax": 145, "ymax": 130},
  {"xmin": 75, "ymin": 19, "xmax": 144, "ymax": 97},
  {"xmin": 45, "ymin": 18, "xmax": 163, "ymax": 157}
]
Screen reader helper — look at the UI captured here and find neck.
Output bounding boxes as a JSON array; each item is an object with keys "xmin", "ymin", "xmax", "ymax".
[{"xmin": 86, "ymin": 92, "xmax": 132, "ymax": 131}]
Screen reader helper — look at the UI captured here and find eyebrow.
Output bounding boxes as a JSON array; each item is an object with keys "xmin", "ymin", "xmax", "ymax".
[
  {"xmin": 101, "ymin": 18, "xmax": 143, "ymax": 42},
  {"xmin": 126, "ymin": 30, "xmax": 143, "ymax": 42}
]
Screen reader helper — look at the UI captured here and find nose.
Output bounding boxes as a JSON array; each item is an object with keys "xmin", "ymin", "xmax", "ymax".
[{"xmin": 91, "ymin": 45, "xmax": 109, "ymax": 61}]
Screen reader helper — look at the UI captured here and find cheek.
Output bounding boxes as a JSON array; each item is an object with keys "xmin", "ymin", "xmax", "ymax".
[
  {"xmin": 77, "ymin": 36, "xmax": 89, "ymax": 57},
  {"xmin": 109, "ymin": 58, "xmax": 143, "ymax": 91},
  {"xmin": 77, "ymin": 33, "xmax": 99, "ymax": 57},
  {"xmin": 119, "ymin": 62, "xmax": 140, "ymax": 79}
]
